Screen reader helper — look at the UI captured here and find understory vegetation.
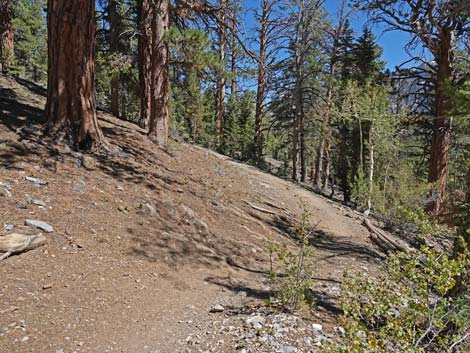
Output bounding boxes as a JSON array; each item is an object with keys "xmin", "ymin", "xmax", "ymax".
[{"xmin": 1, "ymin": 0, "xmax": 470, "ymax": 351}]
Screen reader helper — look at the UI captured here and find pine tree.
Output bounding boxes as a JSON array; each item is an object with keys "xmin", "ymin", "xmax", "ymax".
[
  {"xmin": 0, "ymin": 0, "xmax": 14, "ymax": 74},
  {"xmin": 46, "ymin": 0, "xmax": 104, "ymax": 150}
]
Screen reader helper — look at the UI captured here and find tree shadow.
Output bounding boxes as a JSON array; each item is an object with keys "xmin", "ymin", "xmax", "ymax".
[
  {"xmin": 0, "ymin": 87, "xmax": 45, "ymax": 133},
  {"xmin": 310, "ymin": 229, "xmax": 384, "ymax": 262},
  {"xmin": 204, "ymin": 275, "xmax": 271, "ymax": 300},
  {"xmin": 14, "ymin": 76, "xmax": 47, "ymax": 97}
]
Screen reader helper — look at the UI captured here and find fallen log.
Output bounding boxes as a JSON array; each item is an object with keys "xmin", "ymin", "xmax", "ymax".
[
  {"xmin": 0, "ymin": 233, "xmax": 47, "ymax": 260},
  {"xmin": 362, "ymin": 218, "xmax": 413, "ymax": 253}
]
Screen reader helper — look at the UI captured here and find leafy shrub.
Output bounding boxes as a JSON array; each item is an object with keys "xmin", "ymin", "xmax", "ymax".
[
  {"xmin": 267, "ymin": 208, "xmax": 315, "ymax": 310},
  {"xmin": 322, "ymin": 247, "xmax": 470, "ymax": 353}
]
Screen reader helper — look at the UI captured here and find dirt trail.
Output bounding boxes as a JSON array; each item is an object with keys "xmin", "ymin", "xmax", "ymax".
[{"xmin": 0, "ymin": 75, "xmax": 382, "ymax": 353}]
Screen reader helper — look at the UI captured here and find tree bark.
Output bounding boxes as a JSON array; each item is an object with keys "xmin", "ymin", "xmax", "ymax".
[
  {"xmin": 46, "ymin": 0, "xmax": 104, "ymax": 151},
  {"xmin": 428, "ymin": 31, "xmax": 453, "ymax": 215},
  {"xmin": 147, "ymin": 0, "xmax": 169, "ymax": 146},
  {"xmin": 0, "ymin": 0, "xmax": 14, "ymax": 74},
  {"xmin": 109, "ymin": 0, "xmax": 120, "ymax": 117},
  {"xmin": 138, "ymin": 0, "xmax": 152, "ymax": 129},
  {"xmin": 216, "ymin": 3, "xmax": 227, "ymax": 145},
  {"xmin": 366, "ymin": 125, "xmax": 374, "ymax": 214},
  {"xmin": 254, "ymin": 0, "xmax": 268, "ymax": 164}
]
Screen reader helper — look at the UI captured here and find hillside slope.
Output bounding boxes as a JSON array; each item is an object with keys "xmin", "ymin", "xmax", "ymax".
[{"xmin": 0, "ymin": 75, "xmax": 382, "ymax": 353}]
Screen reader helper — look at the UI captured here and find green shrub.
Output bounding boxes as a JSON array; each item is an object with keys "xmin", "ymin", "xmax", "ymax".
[
  {"xmin": 323, "ymin": 247, "xmax": 470, "ymax": 353},
  {"xmin": 267, "ymin": 208, "xmax": 316, "ymax": 310}
]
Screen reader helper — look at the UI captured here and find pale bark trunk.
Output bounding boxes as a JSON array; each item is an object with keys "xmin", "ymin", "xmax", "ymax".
[
  {"xmin": 254, "ymin": 0, "xmax": 268, "ymax": 164},
  {"xmin": 46, "ymin": 0, "xmax": 104, "ymax": 151},
  {"xmin": 216, "ymin": 6, "xmax": 227, "ymax": 145},
  {"xmin": 366, "ymin": 126, "xmax": 374, "ymax": 215},
  {"xmin": 322, "ymin": 143, "xmax": 331, "ymax": 192},
  {"xmin": 0, "ymin": 0, "xmax": 14, "ymax": 74},
  {"xmin": 147, "ymin": 0, "xmax": 169, "ymax": 146},
  {"xmin": 358, "ymin": 117, "xmax": 364, "ymax": 174}
]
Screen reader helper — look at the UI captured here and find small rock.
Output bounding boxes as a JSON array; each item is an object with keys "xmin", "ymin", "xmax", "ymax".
[
  {"xmin": 3, "ymin": 224, "xmax": 14, "ymax": 232},
  {"xmin": 281, "ymin": 345, "xmax": 297, "ymax": 353},
  {"xmin": 210, "ymin": 304, "xmax": 224, "ymax": 313},
  {"xmin": 16, "ymin": 201, "xmax": 27, "ymax": 209},
  {"xmin": 311, "ymin": 323, "xmax": 323, "ymax": 332},
  {"xmin": 21, "ymin": 336, "xmax": 29, "ymax": 342},
  {"xmin": 32, "ymin": 199, "xmax": 46, "ymax": 207},
  {"xmin": 246, "ymin": 315, "xmax": 265, "ymax": 327},
  {"xmin": 25, "ymin": 176, "xmax": 48, "ymax": 185},
  {"xmin": 43, "ymin": 283, "xmax": 53, "ymax": 290},
  {"xmin": 72, "ymin": 184, "xmax": 86, "ymax": 193},
  {"xmin": 334, "ymin": 326, "xmax": 346, "ymax": 337},
  {"xmin": 25, "ymin": 219, "xmax": 54, "ymax": 233},
  {"xmin": 138, "ymin": 203, "xmax": 156, "ymax": 215}
]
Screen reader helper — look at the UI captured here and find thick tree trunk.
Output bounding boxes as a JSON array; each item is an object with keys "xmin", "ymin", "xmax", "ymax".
[
  {"xmin": 216, "ymin": 6, "xmax": 227, "ymax": 145},
  {"xmin": 0, "ymin": 0, "xmax": 14, "ymax": 74},
  {"xmin": 46, "ymin": 0, "xmax": 104, "ymax": 151},
  {"xmin": 138, "ymin": 0, "xmax": 152, "ymax": 129},
  {"xmin": 428, "ymin": 36, "xmax": 453, "ymax": 215},
  {"xmin": 147, "ymin": 0, "xmax": 169, "ymax": 146},
  {"xmin": 109, "ymin": 0, "xmax": 120, "ymax": 117},
  {"xmin": 254, "ymin": 0, "xmax": 268, "ymax": 164}
]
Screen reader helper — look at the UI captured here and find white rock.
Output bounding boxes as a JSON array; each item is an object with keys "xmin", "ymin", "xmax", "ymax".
[
  {"xmin": 25, "ymin": 176, "xmax": 48, "ymax": 185},
  {"xmin": 311, "ymin": 323, "xmax": 323, "ymax": 332},
  {"xmin": 210, "ymin": 304, "xmax": 224, "ymax": 313},
  {"xmin": 281, "ymin": 345, "xmax": 297, "ymax": 353},
  {"xmin": 25, "ymin": 219, "xmax": 53, "ymax": 233}
]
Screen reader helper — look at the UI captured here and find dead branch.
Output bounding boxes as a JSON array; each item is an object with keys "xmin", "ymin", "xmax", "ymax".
[
  {"xmin": 0, "ymin": 233, "xmax": 47, "ymax": 261},
  {"xmin": 362, "ymin": 218, "xmax": 414, "ymax": 253}
]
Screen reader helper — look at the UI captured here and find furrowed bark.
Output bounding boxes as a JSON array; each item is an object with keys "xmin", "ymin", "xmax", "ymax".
[{"xmin": 46, "ymin": 0, "xmax": 104, "ymax": 151}]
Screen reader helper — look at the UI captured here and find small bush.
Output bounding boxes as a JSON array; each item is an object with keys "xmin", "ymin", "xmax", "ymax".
[{"xmin": 267, "ymin": 208, "xmax": 316, "ymax": 310}]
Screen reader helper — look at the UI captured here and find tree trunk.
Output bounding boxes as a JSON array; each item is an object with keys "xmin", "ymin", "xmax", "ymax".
[
  {"xmin": 300, "ymin": 117, "xmax": 306, "ymax": 182},
  {"xmin": 292, "ymin": 100, "xmax": 301, "ymax": 182},
  {"xmin": 216, "ymin": 5, "xmax": 227, "ymax": 145},
  {"xmin": 0, "ymin": 0, "xmax": 14, "ymax": 74},
  {"xmin": 46, "ymin": 0, "xmax": 104, "ymax": 151},
  {"xmin": 254, "ymin": 0, "xmax": 268, "ymax": 164},
  {"xmin": 109, "ymin": 0, "xmax": 120, "ymax": 117},
  {"xmin": 428, "ymin": 34, "xmax": 453, "ymax": 215},
  {"xmin": 313, "ymin": 140, "xmax": 324, "ymax": 189},
  {"xmin": 358, "ymin": 117, "xmax": 364, "ymax": 174},
  {"xmin": 322, "ymin": 142, "xmax": 331, "ymax": 192},
  {"xmin": 231, "ymin": 42, "xmax": 237, "ymax": 97},
  {"xmin": 138, "ymin": 0, "xmax": 152, "ymax": 129},
  {"xmin": 147, "ymin": 0, "xmax": 169, "ymax": 146},
  {"xmin": 366, "ymin": 126, "xmax": 374, "ymax": 215}
]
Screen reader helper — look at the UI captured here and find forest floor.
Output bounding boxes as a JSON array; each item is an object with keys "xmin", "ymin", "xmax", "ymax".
[{"xmin": 0, "ymin": 75, "xmax": 385, "ymax": 353}]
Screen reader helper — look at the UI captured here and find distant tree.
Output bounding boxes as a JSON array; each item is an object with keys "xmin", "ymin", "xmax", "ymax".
[
  {"xmin": 215, "ymin": 0, "xmax": 228, "ymax": 146},
  {"xmin": 46, "ymin": 0, "xmax": 104, "ymax": 150},
  {"xmin": 0, "ymin": 0, "xmax": 14, "ymax": 74},
  {"xmin": 12, "ymin": 0, "xmax": 47, "ymax": 82},
  {"xmin": 254, "ymin": 0, "xmax": 280, "ymax": 165},
  {"xmin": 355, "ymin": 0, "xmax": 470, "ymax": 214}
]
